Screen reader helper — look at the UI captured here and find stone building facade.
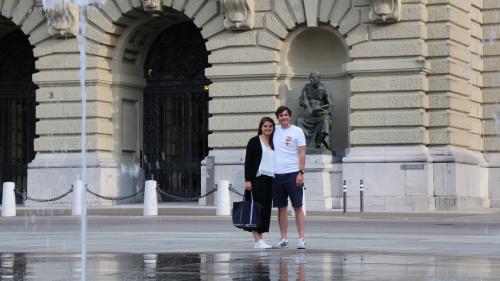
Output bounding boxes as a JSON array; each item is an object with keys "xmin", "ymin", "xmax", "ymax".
[{"xmin": 0, "ymin": 0, "xmax": 499, "ymax": 211}]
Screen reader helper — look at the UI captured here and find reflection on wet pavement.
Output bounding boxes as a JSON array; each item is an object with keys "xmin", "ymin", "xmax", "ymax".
[{"xmin": 1, "ymin": 250, "xmax": 499, "ymax": 281}]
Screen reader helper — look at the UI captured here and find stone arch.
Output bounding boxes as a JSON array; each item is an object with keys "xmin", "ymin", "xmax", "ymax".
[
  {"xmin": 0, "ymin": 2, "xmax": 44, "ymax": 40},
  {"xmin": 85, "ymin": 1, "xmax": 223, "ymax": 156},
  {"xmin": 71, "ymin": 1, "xmax": 222, "ymax": 200},
  {"xmin": 266, "ymin": 0, "xmax": 366, "ymax": 49},
  {"xmin": 86, "ymin": 0, "xmax": 223, "ymax": 69},
  {"xmin": 0, "ymin": 3, "xmax": 45, "ymax": 72},
  {"xmin": 12, "ymin": 0, "xmax": 225, "ymax": 205}
]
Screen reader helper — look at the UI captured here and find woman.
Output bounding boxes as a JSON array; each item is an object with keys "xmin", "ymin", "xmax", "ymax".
[{"xmin": 244, "ymin": 116, "xmax": 275, "ymax": 249}]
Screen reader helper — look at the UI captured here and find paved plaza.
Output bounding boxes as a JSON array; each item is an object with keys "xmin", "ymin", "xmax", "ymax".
[
  {"xmin": 2, "ymin": 212, "xmax": 500, "ymax": 257},
  {"xmin": 2, "ymin": 206, "xmax": 500, "ymax": 280}
]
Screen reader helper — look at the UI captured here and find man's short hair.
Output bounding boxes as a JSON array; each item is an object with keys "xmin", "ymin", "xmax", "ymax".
[{"xmin": 275, "ymin": 106, "xmax": 292, "ymax": 117}]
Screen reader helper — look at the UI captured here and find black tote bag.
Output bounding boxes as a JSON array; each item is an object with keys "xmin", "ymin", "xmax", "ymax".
[{"xmin": 232, "ymin": 191, "xmax": 262, "ymax": 230}]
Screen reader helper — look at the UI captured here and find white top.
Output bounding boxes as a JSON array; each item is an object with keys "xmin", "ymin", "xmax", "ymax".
[
  {"xmin": 273, "ymin": 125, "xmax": 306, "ymax": 174},
  {"xmin": 256, "ymin": 137, "xmax": 274, "ymax": 177}
]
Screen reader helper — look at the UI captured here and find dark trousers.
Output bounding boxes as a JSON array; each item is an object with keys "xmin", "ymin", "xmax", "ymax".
[{"xmin": 245, "ymin": 175, "xmax": 273, "ymax": 234}]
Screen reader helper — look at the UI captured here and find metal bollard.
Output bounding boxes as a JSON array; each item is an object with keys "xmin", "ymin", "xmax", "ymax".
[
  {"xmin": 144, "ymin": 180, "xmax": 158, "ymax": 216},
  {"xmin": 72, "ymin": 180, "xmax": 83, "ymax": 216},
  {"xmin": 1, "ymin": 182, "xmax": 16, "ymax": 217},
  {"xmin": 360, "ymin": 180, "xmax": 364, "ymax": 213},
  {"xmin": 216, "ymin": 180, "xmax": 231, "ymax": 216},
  {"xmin": 342, "ymin": 180, "xmax": 347, "ymax": 214}
]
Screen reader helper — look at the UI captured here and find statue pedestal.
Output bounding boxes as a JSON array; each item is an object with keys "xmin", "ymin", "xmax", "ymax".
[{"xmin": 303, "ymin": 152, "xmax": 336, "ymax": 210}]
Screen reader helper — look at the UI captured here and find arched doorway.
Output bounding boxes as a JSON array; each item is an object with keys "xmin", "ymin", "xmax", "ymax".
[
  {"xmin": 143, "ymin": 21, "xmax": 209, "ymax": 201},
  {"xmin": 0, "ymin": 26, "xmax": 36, "ymax": 204}
]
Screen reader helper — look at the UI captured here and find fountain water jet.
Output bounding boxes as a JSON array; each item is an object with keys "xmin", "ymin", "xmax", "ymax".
[{"xmin": 41, "ymin": 1, "xmax": 106, "ymax": 280}]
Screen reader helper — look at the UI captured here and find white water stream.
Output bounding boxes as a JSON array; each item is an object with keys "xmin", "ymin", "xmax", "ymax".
[{"xmin": 41, "ymin": 1, "xmax": 106, "ymax": 280}]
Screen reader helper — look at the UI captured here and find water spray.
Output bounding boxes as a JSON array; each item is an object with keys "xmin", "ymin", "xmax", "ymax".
[{"xmin": 40, "ymin": 1, "xmax": 107, "ymax": 280}]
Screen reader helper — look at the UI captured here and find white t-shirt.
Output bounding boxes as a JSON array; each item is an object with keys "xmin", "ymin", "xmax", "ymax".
[
  {"xmin": 257, "ymin": 137, "xmax": 274, "ymax": 177},
  {"xmin": 273, "ymin": 124, "xmax": 306, "ymax": 174}
]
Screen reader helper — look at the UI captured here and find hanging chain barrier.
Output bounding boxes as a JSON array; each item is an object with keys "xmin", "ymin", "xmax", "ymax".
[
  {"xmin": 155, "ymin": 183, "xmax": 217, "ymax": 202},
  {"xmin": 14, "ymin": 186, "xmax": 74, "ymax": 203},
  {"xmin": 85, "ymin": 185, "xmax": 145, "ymax": 201},
  {"xmin": 228, "ymin": 184, "xmax": 245, "ymax": 197},
  {"xmin": 10, "ymin": 181, "xmax": 242, "ymax": 203}
]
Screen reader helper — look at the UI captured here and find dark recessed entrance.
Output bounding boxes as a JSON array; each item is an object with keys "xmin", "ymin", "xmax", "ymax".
[
  {"xmin": 143, "ymin": 21, "xmax": 209, "ymax": 202},
  {"xmin": 0, "ymin": 27, "xmax": 37, "ymax": 204}
]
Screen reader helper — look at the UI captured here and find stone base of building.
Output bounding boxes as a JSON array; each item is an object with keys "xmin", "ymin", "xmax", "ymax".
[
  {"xmin": 26, "ymin": 152, "xmax": 143, "ymax": 206},
  {"xmin": 482, "ymin": 153, "xmax": 500, "ymax": 208},
  {"xmin": 200, "ymin": 147, "xmax": 497, "ymax": 212},
  {"xmin": 23, "ymin": 148, "xmax": 498, "ymax": 211},
  {"xmin": 342, "ymin": 146, "xmax": 491, "ymax": 211}
]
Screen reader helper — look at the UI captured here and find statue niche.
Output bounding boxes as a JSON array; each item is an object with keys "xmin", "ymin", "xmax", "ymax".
[
  {"xmin": 296, "ymin": 71, "xmax": 334, "ymax": 151},
  {"xmin": 223, "ymin": 0, "xmax": 255, "ymax": 30},
  {"xmin": 369, "ymin": 0, "xmax": 401, "ymax": 23},
  {"xmin": 43, "ymin": 2, "xmax": 79, "ymax": 38}
]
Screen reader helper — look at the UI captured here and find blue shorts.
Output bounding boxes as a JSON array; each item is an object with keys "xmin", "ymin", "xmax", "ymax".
[{"xmin": 272, "ymin": 171, "xmax": 303, "ymax": 208}]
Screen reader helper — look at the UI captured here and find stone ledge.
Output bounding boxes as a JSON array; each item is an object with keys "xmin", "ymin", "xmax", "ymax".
[
  {"xmin": 206, "ymin": 63, "xmax": 278, "ymax": 79},
  {"xmin": 350, "ymin": 128, "xmax": 427, "ymax": 145},
  {"xmin": 29, "ymin": 152, "xmax": 118, "ymax": 168},
  {"xmin": 209, "ymin": 80, "xmax": 277, "ymax": 97},
  {"xmin": 343, "ymin": 146, "xmax": 430, "ymax": 163},
  {"xmin": 345, "ymin": 59, "xmax": 430, "ymax": 75}
]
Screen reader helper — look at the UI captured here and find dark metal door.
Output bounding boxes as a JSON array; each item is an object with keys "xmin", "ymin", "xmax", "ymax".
[
  {"xmin": 0, "ymin": 29, "xmax": 36, "ymax": 204},
  {"xmin": 143, "ymin": 21, "xmax": 209, "ymax": 201}
]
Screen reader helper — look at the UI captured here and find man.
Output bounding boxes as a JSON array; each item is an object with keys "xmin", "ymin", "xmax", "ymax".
[
  {"xmin": 296, "ymin": 71, "xmax": 333, "ymax": 150},
  {"xmin": 273, "ymin": 106, "xmax": 307, "ymax": 249}
]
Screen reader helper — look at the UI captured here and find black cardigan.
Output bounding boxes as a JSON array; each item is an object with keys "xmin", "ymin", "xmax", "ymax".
[{"xmin": 244, "ymin": 136, "xmax": 262, "ymax": 183}]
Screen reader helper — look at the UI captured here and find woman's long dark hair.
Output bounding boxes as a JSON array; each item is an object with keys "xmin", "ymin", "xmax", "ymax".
[{"xmin": 257, "ymin": 116, "xmax": 275, "ymax": 150}]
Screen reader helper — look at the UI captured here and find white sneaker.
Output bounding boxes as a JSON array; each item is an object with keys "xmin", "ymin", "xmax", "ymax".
[
  {"xmin": 297, "ymin": 238, "xmax": 306, "ymax": 249},
  {"xmin": 254, "ymin": 239, "xmax": 272, "ymax": 249},
  {"xmin": 276, "ymin": 239, "xmax": 289, "ymax": 248}
]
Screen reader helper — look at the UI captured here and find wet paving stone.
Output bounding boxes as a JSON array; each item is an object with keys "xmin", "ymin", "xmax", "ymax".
[{"xmin": 1, "ymin": 250, "xmax": 499, "ymax": 281}]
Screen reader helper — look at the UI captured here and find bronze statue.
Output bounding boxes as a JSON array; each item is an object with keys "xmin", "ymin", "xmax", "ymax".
[{"xmin": 296, "ymin": 71, "xmax": 334, "ymax": 150}]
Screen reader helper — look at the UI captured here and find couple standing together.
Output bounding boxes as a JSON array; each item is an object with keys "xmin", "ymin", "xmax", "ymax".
[{"xmin": 244, "ymin": 106, "xmax": 306, "ymax": 249}]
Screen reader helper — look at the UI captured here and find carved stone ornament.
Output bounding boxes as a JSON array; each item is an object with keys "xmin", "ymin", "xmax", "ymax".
[
  {"xmin": 223, "ymin": 0, "xmax": 255, "ymax": 31},
  {"xmin": 369, "ymin": 0, "xmax": 401, "ymax": 23},
  {"xmin": 43, "ymin": 1, "xmax": 79, "ymax": 38},
  {"xmin": 142, "ymin": 0, "xmax": 162, "ymax": 13}
]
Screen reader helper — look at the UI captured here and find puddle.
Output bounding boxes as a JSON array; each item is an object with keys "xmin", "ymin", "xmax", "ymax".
[{"xmin": 0, "ymin": 251, "xmax": 498, "ymax": 280}]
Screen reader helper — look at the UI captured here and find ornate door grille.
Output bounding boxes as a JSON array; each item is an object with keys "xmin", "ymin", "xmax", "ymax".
[
  {"xmin": 143, "ymin": 83, "xmax": 209, "ymax": 201},
  {"xmin": 143, "ymin": 21, "xmax": 209, "ymax": 201},
  {"xmin": 0, "ymin": 29, "xmax": 36, "ymax": 204}
]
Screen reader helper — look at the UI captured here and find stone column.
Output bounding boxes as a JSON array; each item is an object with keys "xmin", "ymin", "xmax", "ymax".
[
  {"xmin": 27, "ymin": 48, "xmax": 118, "ymax": 206},
  {"xmin": 426, "ymin": 0, "xmax": 488, "ymax": 210},
  {"xmin": 200, "ymin": 2, "xmax": 281, "ymax": 204},
  {"xmin": 483, "ymin": 1, "xmax": 500, "ymax": 207},
  {"xmin": 344, "ymin": 58, "xmax": 433, "ymax": 211}
]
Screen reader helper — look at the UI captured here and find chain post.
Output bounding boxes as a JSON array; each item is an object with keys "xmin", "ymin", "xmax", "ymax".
[
  {"xmin": 343, "ymin": 180, "xmax": 347, "ymax": 214},
  {"xmin": 360, "ymin": 179, "xmax": 364, "ymax": 213}
]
